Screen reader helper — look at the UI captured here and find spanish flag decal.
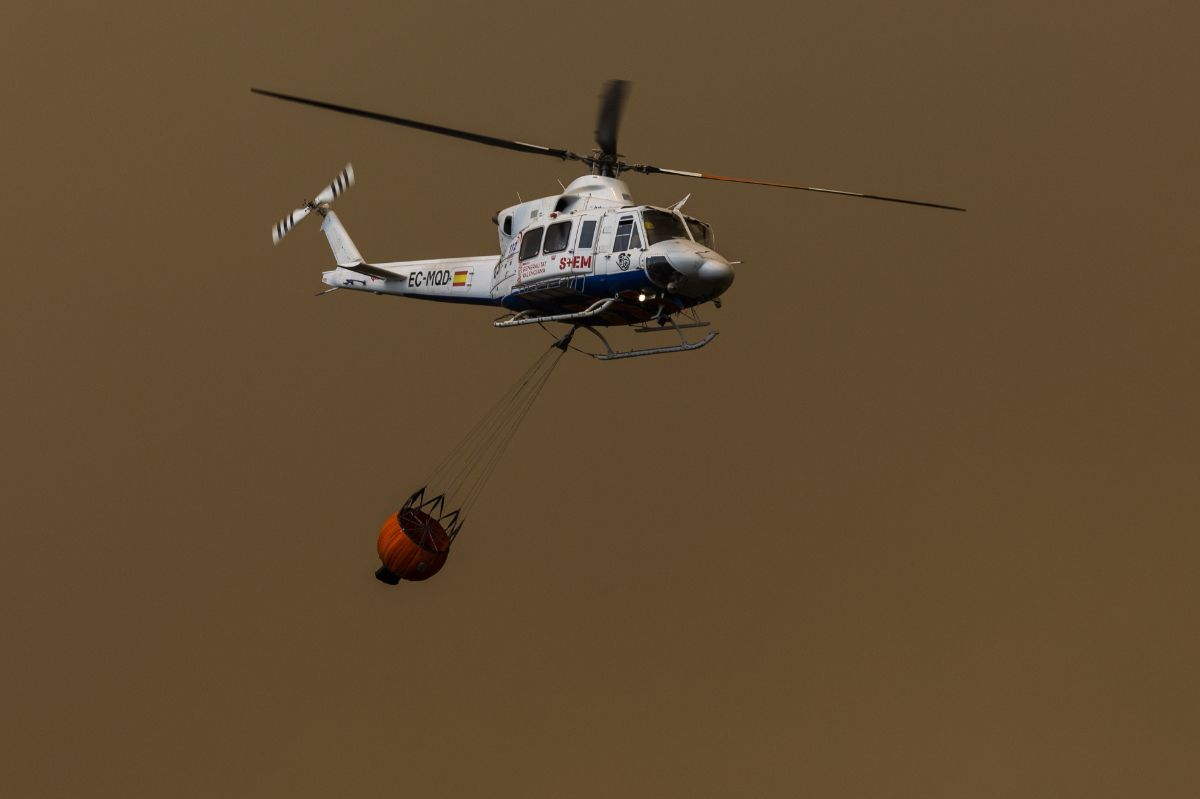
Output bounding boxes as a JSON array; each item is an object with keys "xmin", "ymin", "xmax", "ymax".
[{"xmin": 453, "ymin": 270, "xmax": 469, "ymax": 287}]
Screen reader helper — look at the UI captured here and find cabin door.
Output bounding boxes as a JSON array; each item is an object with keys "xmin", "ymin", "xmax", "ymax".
[
  {"xmin": 596, "ymin": 211, "xmax": 641, "ymax": 274},
  {"xmin": 564, "ymin": 217, "xmax": 598, "ymax": 275}
]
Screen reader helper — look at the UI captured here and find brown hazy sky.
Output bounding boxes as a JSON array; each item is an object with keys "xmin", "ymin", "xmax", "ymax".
[{"xmin": 3, "ymin": 2, "xmax": 1198, "ymax": 797}]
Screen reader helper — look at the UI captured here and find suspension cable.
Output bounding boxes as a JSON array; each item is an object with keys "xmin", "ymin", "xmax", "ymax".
[{"xmin": 417, "ymin": 339, "xmax": 571, "ymax": 533}]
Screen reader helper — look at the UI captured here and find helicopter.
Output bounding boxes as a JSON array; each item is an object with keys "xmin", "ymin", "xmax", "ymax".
[{"xmin": 256, "ymin": 81, "xmax": 963, "ymax": 360}]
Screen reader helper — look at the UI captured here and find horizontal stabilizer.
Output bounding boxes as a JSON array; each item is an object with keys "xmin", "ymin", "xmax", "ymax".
[{"xmin": 344, "ymin": 263, "xmax": 404, "ymax": 281}]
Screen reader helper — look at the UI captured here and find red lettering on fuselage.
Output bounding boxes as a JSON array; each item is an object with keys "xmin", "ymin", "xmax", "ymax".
[{"xmin": 558, "ymin": 255, "xmax": 594, "ymax": 271}]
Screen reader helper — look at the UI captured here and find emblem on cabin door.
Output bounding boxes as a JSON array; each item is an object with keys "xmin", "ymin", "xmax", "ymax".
[{"xmin": 617, "ymin": 252, "xmax": 631, "ymax": 270}]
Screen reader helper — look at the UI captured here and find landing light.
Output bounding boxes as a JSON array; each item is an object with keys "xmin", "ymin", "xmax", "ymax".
[{"xmin": 638, "ymin": 292, "xmax": 646, "ymax": 302}]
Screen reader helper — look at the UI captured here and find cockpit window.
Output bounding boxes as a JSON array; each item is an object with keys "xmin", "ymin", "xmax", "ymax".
[
  {"xmin": 543, "ymin": 221, "xmax": 572, "ymax": 254},
  {"xmin": 519, "ymin": 227, "xmax": 543, "ymax": 260},
  {"xmin": 642, "ymin": 209, "xmax": 692, "ymax": 246},
  {"xmin": 684, "ymin": 216, "xmax": 715, "ymax": 249}
]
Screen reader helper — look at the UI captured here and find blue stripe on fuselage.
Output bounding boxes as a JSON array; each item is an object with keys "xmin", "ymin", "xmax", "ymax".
[
  {"xmin": 400, "ymin": 292, "xmax": 502, "ymax": 306},
  {"xmin": 500, "ymin": 269, "xmax": 656, "ymax": 312}
]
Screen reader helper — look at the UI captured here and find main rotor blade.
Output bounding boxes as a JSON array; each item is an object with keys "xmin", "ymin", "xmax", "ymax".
[
  {"xmin": 595, "ymin": 80, "xmax": 629, "ymax": 156},
  {"xmin": 251, "ymin": 88, "xmax": 586, "ymax": 164},
  {"xmin": 628, "ymin": 164, "xmax": 966, "ymax": 211}
]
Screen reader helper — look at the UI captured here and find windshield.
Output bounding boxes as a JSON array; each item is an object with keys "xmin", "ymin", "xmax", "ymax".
[
  {"xmin": 641, "ymin": 209, "xmax": 691, "ymax": 246},
  {"xmin": 684, "ymin": 216, "xmax": 714, "ymax": 249}
]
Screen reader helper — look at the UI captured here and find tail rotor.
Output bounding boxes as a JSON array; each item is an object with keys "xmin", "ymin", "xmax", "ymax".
[{"xmin": 270, "ymin": 163, "xmax": 355, "ymax": 245}]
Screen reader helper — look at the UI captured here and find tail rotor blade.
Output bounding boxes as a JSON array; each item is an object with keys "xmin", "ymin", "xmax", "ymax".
[
  {"xmin": 269, "ymin": 163, "xmax": 355, "ymax": 245},
  {"xmin": 272, "ymin": 206, "xmax": 312, "ymax": 245},
  {"xmin": 313, "ymin": 163, "xmax": 355, "ymax": 206}
]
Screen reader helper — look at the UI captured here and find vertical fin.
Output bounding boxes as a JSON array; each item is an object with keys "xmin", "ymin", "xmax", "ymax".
[{"xmin": 320, "ymin": 210, "xmax": 363, "ymax": 266}]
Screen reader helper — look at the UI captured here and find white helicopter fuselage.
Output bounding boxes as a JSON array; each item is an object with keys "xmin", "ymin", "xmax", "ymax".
[
  {"xmin": 319, "ymin": 175, "xmax": 735, "ymax": 326},
  {"xmin": 263, "ymin": 81, "xmax": 960, "ymax": 342}
]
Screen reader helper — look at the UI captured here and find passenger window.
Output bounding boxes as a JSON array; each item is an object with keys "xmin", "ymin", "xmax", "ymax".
[
  {"xmin": 543, "ymin": 221, "xmax": 572, "ymax": 254},
  {"xmin": 519, "ymin": 227, "xmax": 544, "ymax": 260},
  {"xmin": 577, "ymin": 220, "xmax": 597, "ymax": 250}
]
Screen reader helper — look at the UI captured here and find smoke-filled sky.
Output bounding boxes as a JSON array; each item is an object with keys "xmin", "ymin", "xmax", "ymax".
[{"xmin": 3, "ymin": 2, "xmax": 1197, "ymax": 796}]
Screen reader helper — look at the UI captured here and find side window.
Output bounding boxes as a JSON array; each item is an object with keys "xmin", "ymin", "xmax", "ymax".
[
  {"xmin": 577, "ymin": 220, "xmax": 597, "ymax": 250},
  {"xmin": 519, "ymin": 227, "xmax": 544, "ymax": 260},
  {"xmin": 613, "ymin": 217, "xmax": 635, "ymax": 251},
  {"xmin": 543, "ymin": 221, "xmax": 572, "ymax": 254}
]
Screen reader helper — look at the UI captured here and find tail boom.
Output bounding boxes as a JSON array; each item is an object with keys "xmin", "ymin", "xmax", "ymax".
[{"xmin": 322, "ymin": 256, "xmax": 499, "ymax": 305}]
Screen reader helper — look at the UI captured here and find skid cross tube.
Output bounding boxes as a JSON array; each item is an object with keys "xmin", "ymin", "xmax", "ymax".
[{"xmin": 494, "ymin": 297, "xmax": 618, "ymax": 328}]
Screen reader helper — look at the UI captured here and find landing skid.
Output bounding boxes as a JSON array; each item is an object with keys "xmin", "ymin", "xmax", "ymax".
[
  {"xmin": 577, "ymin": 317, "xmax": 718, "ymax": 360},
  {"xmin": 634, "ymin": 320, "xmax": 710, "ymax": 333},
  {"xmin": 497, "ymin": 297, "xmax": 720, "ymax": 360}
]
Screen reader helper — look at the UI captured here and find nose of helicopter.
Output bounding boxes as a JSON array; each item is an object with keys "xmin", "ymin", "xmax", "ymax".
[
  {"xmin": 646, "ymin": 240, "xmax": 735, "ymax": 298},
  {"xmin": 697, "ymin": 256, "xmax": 735, "ymax": 291}
]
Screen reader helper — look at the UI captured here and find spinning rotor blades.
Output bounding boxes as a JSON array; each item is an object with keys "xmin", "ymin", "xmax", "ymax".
[
  {"xmin": 626, "ymin": 164, "xmax": 966, "ymax": 211},
  {"xmin": 252, "ymin": 83, "xmax": 964, "ymax": 212},
  {"xmin": 270, "ymin": 163, "xmax": 355, "ymax": 245},
  {"xmin": 594, "ymin": 79, "xmax": 629, "ymax": 158},
  {"xmin": 272, "ymin": 205, "xmax": 311, "ymax": 245},
  {"xmin": 250, "ymin": 88, "xmax": 586, "ymax": 164}
]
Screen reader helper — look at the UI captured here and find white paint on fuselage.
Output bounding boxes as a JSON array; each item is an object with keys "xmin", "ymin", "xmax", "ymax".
[{"xmin": 322, "ymin": 173, "xmax": 733, "ymax": 306}]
